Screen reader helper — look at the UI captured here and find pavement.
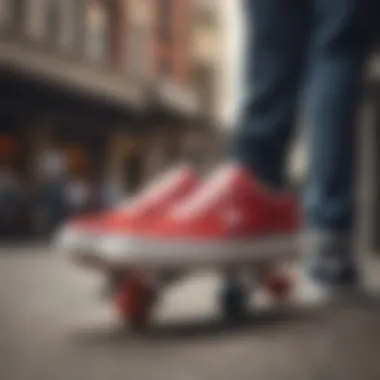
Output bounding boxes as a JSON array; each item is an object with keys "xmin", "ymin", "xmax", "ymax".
[{"xmin": 1, "ymin": 245, "xmax": 380, "ymax": 380}]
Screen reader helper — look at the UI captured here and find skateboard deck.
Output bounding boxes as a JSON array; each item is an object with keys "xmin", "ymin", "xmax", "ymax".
[{"xmin": 59, "ymin": 236, "xmax": 299, "ymax": 330}]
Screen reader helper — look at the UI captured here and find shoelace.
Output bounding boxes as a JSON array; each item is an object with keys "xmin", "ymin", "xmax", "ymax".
[
  {"xmin": 171, "ymin": 165, "xmax": 238, "ymax": 219},
  {"xmin": 119, "ymin": 165, "xmax": 189, "ymax": 213}
]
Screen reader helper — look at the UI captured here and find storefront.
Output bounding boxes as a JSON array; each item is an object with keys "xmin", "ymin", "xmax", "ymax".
[{"xmin": 0, "ymin": 119, "xmax": 32, "ymax": 238}]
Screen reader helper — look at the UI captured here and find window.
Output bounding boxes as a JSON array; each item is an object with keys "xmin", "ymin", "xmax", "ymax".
[
  {"xmin": 72, "ymin": 0, "xmax": 86, "ymax": 53},
  {"xmin": 46, "ymin": 0, "xmax": 60, "ymax": 43},
  {"xmin": 11, "ymin": 0, "xmax": 26, "ymax": 31},
  {"xmin": 58, "ymin": 0, "xmax": 76, "ymax": 50},
  {"xmin": 128, "ymin": 26, "xmax": 146, "ymax": 76},
  {"xmin": 157, "ymin": 0, "xmax": 173, "ymax": 42},
  {"xmin": 85, "ymin": 0, "xmax": 109, "ymax": 63},
  {"xmin": 86, "ymin": 24, "xmax": 109, "ymax": 62},
  {"xmin": 0, "ymin": 0, "xmax": 10, "ymax": 27}
]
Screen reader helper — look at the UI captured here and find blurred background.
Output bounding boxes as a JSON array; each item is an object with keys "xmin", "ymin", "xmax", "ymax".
[
  {"xmin": 0, "ymin": 0, "xmax": 379, "ymax": 250},
  {"xmin": 2, "ymin": 2, "xmax": 380, "ymax": 380},
  {"xmin": 0, "ymin": 0, "xmax": 247, "ymax": 241}
]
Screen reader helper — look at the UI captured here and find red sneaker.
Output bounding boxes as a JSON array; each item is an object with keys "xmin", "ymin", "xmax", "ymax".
[
  {"xmin": 100, "ymin": 164, "xmax": 300, "ymax": 267},
  {"xmin": 54, "ymin": 164, "xmax": 199, "ymax": 258}
]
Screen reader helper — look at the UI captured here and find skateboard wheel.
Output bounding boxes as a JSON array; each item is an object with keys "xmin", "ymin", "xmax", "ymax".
[
  {"xmin": 264, "ymin": 271, "xmax": 293, "ymax": 301},
  {"xmin": 115, "ymin": 275, "xmax": 154, "ymax": 330}
]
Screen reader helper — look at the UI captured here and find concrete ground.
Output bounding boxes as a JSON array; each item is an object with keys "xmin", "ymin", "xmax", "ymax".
[{"xmin": 1, "ymin": 245, "xmax": 380, "ymax": 380}]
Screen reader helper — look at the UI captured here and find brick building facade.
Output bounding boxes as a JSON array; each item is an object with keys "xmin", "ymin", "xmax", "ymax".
[{"xmin": 0, "ymin": 0, "xmax": 241, "ymax": 236}]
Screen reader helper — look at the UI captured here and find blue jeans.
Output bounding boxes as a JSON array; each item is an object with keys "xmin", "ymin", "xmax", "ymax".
[{"xmin": 234, "ymin": 0, "xmax": 378, "ymax": 233}]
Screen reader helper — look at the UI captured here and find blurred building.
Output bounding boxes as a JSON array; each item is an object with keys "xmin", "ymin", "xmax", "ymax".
[
  {"xmin": 0, "ymin": 0, "xmax": 143, "ymax": 195},
  {"xmin": 0, "ymin": 0, "xmax": 243, "ymax": 236},
  {"xmin": 152, "ymin": 0, "xmax": 246, "ymax": 167}
]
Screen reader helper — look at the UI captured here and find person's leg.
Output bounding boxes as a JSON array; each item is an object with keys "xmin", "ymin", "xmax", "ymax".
[
  {"xmin": 233, "ymin": 0, "xmax": 311, "ymax": 188},
  {"xmin": 304, "ymin": 0, "xmax": 378, "ymax": 285}
]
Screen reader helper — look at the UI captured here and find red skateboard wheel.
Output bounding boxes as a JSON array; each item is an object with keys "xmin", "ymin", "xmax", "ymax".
[
  {"xmin": 265, "ymin": 271, "xmax": 293, "ymax": 300},
  {"xmin": 115, "ymin": 275, "xmax": 152, "ymax": 328}
]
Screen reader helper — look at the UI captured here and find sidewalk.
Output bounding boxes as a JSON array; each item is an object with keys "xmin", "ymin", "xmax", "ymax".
[{"xmin": 1, "ymin": 247, "xmax": 380, "ymax": 379}]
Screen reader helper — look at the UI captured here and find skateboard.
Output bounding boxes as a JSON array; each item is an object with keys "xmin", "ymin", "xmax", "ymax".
[{"xmin": 71, "ymin": 238, "xmax": 299, "ymax": 330}]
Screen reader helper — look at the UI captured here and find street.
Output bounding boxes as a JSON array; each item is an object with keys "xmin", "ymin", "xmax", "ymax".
[{"xmin": 1, "ymin": 245, "xmax": 380, "ymax": 380}]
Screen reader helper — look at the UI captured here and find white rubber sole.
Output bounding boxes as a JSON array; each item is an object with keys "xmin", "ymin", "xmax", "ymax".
[
  {"xmin": 94, "ymin": 233, "xmax": 300, "ymax": 270},
  {"xmin": 53, "ymin": 226, "xmax": 102, "ymax": 258},
  {"xmin": 55, "ymin": 226, "xmax": 299, "ymax": 271}
]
